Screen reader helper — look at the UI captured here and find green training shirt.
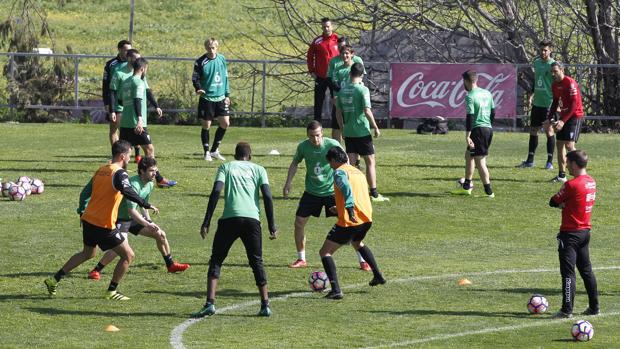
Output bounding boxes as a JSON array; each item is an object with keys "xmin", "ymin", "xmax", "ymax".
[
  {"xmin": 216, "ymin": 160, "xmax": 269, "ymax": 221},
  {"xmin": 196, "ymin": 54, "xmax": 230, "ymax": 102},
  {"xmin": 120, "ymin": 75, "xmax": 148, "ymax": 129},
  {"xmin": 465, "ymin": 87, "xmax": 495, "ymax": 129},
  {"xmin": 292, "ymin": 137, "xmax": 342, "ymax": 197},
  {"xmin": 117, "ymin": 175, "xmax": 153, "ymax": 221},
  {"xmin": 327, "ymin": 55, "xmax": 364, "ymax": 90},
  {"xmin": 337, "ymin": 81, "xmax": 372, "ymax": 138},
  {"xmin": 110, "ymin": 65, "xmax": 133, "ymax": 112},
  {"xmin": 532, "ymin": 57, "xmax": 555, "ymax": 108}
]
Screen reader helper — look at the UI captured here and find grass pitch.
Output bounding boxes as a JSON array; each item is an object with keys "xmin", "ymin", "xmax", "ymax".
[{"xmin": 1, "ymin": 123, "xmax": 620, "ymax": 348}]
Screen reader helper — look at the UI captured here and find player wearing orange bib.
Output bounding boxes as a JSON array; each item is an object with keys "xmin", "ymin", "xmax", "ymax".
[{"xmin": 319, "ymin": 146, "xmax": 385, "ymax": 300}]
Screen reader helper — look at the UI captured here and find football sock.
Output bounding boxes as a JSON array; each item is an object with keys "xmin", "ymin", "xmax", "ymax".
[
  {"xmin": 357, "ymin": 246, "xmax": 381, "ymax": 278},
  {"xmin": 94, "ymin": 262, "xmax": 105, "ymax": 272},
  {"xmin": 54, "ymin": 269, "xmax": 66, "ymax": 282},
  {"xmin": 546, "ymin": 136, "xmax": 555, "ymax": 163},
  {"xmin": 559, "ymin": 171, "xmax": 566, "ymax": 178},
  {"xmin": 356, "ymin": 251, "xmax": 366, "ymax": 263},
  {"xmin": 297, "ymin": 250, "xmax": 305, "ymax": 261},
  {"xmin": 210, "ymin": 127, "xmax": 227, "ymax": 153},
  {"xmin": 108, "ymin": 281, "xmax": 119, "ymax": 292},
  {"xmin": 261, "ymin": 299, "xmax": 269, "ymax": 307},
  {"xmin": 463, "ymin": 179, "xmax": 472, "ymax": 190},
  {"xmin": 483, "ymin": 183, "xmax": 493, "ymax": 195},
  {"xmin": 321, "ymin": 256, "xmax": 340, "ymax": 293},
  {"xmin": 370, "ymin": 188, "xmax": 378, "ymax": 198},
  {"xmin": 163, "ymin": 254, "xmax": 174, "ymax": 268},
  {"xmin": 201, "ymin": 128, "xmax": 210, "ymax": 154},
  {"xmin": 527, "ymin": 135, "xmax": 538, "ymax": 163},
  {"xmin": 134, "ymin": 146, "xmax": 141, "ymax": 157},
  {"xmin": 155, "ymin": 171, "xmax": 164, "ymax": 183},
  {"xmin": 205, "ymin": 298, "xmax": 214, "ymax": 307}
]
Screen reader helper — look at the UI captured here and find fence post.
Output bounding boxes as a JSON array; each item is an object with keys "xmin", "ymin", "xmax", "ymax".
[
  {"xmin": 387, "ymin": 63, "xmax": 391, "ymax": 128},
  {"xmin": 74, "ymin": 56, "xmax": 79, "ymax": 110},
  {"xmin": 261, "ymin": 61, "xmax": 266, "ymax": 128}
]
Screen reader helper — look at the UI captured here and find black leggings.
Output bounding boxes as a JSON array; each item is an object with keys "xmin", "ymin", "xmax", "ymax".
[{"xmin": 557, "ymin": 230, "xmax": 599, "ymax": 313}]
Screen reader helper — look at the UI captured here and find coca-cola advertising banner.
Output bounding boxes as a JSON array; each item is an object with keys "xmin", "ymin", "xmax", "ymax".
[{"xmin": 390, "ymin": 63, "xmax": 517, "ymax": 119}]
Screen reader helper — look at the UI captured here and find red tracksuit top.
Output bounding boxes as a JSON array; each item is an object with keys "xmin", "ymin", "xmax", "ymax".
[
  {"xmin": 548, "ymin": 76, "xmax": 584, "ymax": 123},
  {"xmin": 551, "ymin": 174, "xmax": 596, "ymax": 232},
  {"xmin": 307, "ymin": 33, "xmax": 339, "ymax": 79}
]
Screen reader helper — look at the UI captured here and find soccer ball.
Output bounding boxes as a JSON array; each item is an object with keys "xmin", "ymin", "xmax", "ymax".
[
  {"xmin": 8, "ymin": 184, "xmax": 26, "ymax": 201},
  {"xmin": 31, "ymin": 178, "xmax": 44, "ymax": 194},
  {"xmin": 18, "ymin": 181, "xmax": 32, "ymax": 196},
  {"xmin": 571, "ymin": 320, "xmax": 594, "ymax": 342},
  {"xmin": 527, "ymin": 294, "xmax": 549, "ymax": 314},
  {"xmin": 17, "ymin": 176, "xmax": 32, "ymax": 184},
  {"xmin": 1, "ymin": 181, "xmax": 13, "ymax": 197},
  {"xmin": 308, "ymin": 271, "xmax": 330, "ymax": 292}
]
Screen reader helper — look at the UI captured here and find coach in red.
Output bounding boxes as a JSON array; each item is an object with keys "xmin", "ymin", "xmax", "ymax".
[
  {"xmin": 307, "ymin": 17, "xmax": 339, "ymax": 123},
  {"xmin": 547, "ymin": 62, "xmax": 585, "ymax": 183},
  {"xmin": 549, "ymin": 149, "xmax": 599, "ymax": 318}
]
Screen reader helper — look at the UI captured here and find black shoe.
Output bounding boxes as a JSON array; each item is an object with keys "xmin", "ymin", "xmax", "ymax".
[
  {"xmin": 551, "ymin": 310, "xmax": 573, "ymax": 319},
  {"xmin": 581, "ymin": 307, "xmax": 600, "ymax": 316},
  {"xmin": 324, "ymin": 290, "xmax": 343, "ymax": 300},
  {"xmin": 369, "ymin": 276, "xmax": 386, "ymax": 287}
]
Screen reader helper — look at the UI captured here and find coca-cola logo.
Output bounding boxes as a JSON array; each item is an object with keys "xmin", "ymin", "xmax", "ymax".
[{"xmin": 396, "ymin": 72, "xmax": 512, "ymax": 109}]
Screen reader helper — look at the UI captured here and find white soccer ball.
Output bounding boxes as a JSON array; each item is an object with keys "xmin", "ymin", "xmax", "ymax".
[
  {"xmin": 9, "ymin": 184, "xmax": 26, "ymax": 201},
  {"xmin": 18, "ymin": 181, "xmax": 32, "ymax": 196},
  {"xmin": 2, "ymin": 181, "xmax": 15, "ymax": 197},
  {"xmin": 17, "ymin": 176, "xmax": 32, "ymax": 184},
  {"xmin": 308, "ymin": 271, "xmax": 330, "ymax": 292},
  {"xmin": 527, "ymin": 294, "xmax": 549, "ymax": 314},
  {"xmin": 31, "ymin": 178, "xmax": 44, "ymax": 194},
  {"xmin": 571, "ymin": 319, "xmax": 594, "ymax": 342}
]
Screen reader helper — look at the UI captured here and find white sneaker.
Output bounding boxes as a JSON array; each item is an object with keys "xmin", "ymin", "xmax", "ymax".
[
  {"xmin": 204, "ymin": 152, "xmax": 213, "ymax": 161},
  {"xmin": 550, "ymin": 175, "xmax": 567, "ymax": 183},
  {"xmin": 211, "ymin": 151, "xmax": 226, "ymax": 161}
]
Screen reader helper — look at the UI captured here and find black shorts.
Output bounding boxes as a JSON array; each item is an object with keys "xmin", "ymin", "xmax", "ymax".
[
  {"xmin": 556, "ymin": 117, "xmax": 582, "ymax": 142},
  {"xmin": 197, "ymin": 98, "xmax": 229, "ymax": 120},
  {"xmin": 326, "ymin": 222, "xmax": 372, "ymax": 245},
  {"xmin": 296, "ymin": 192, "xmax": 337, "ymax": 218},
  {"xmin": 331, "ymin": 110, "xmax": 339, "ymax": 129},
  {"xmin": 119, "ymin": 127, "xmax": 152, "ymax": 146},
  {"xmin": 344, "ymin": 135, "xmax": 375, "ymax": 156},
  {"xmin": 530, "ymin": 105, "xmax": 550, "ymax": 127},
  {"xmin": 116, "ymin": 220, "xmax": 143, "ymax": 236},
  {"xmin": 82, "ymin": 220, "xmax": 125, "ymax": 251},
  {"xmin": 468, "ymin": 127, "xmax": 493, "ymax": 157}
]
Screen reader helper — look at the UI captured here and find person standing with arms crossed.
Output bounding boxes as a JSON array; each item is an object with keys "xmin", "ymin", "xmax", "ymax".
[
  {"xmin": 192, "ymin": 142, "xmax": 277, "ymax": 318},
  {"xmin": 516, "ymin": 40, "xmax": 556, "ymax": 170},
  {"xmin": 192, "ymin": 38, "xmax": 230, "ymax": 162},
  {"xmin": 549, "ymin": 150, "xmax": 599, "ymax": 318},
  {"xmin": 307, "ymin": 17, "xmax": 339, "ymax": 124},
  {"xmin": 283, "ymin": 121, "xmax": 370, "ymax": 270}
]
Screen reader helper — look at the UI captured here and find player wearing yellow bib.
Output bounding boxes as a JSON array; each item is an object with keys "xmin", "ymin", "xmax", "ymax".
[
  {"xmin": 319, "ymin": 146, "xmax": 385, "ymax": 300},
  {"xmin": 44, "ymin": 140, "xmax": 158, "ymax": 301}
]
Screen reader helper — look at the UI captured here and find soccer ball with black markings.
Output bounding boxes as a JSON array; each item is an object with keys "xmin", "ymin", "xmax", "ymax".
[
  {"xmin": 308, "ymin": 271, "xmax": 330, "ymax": 292},
  {"xmin": 8, "ymin": 184, "xmax": 26, "ymax": 201},
  {"xmin": 17, "ymin": 176, "xmax": 32, "ymax": 184},
  {"xmin": 31, "ymin": 178, "xmax": 44, "ymax": 194},
  {"xmin": 527, "ymin": 294, "xmax": 549, "ymax": 314},
  {"xmin": 571, "ymin": 320, "xmax": 594, "ymax": 342},
  {"xmin": 1, "ymin": 181, "xmax": 13, "ymax": 197},
  {"xmin": 18, "ymin": 181, "xmax": 32, "ymax": 196}
]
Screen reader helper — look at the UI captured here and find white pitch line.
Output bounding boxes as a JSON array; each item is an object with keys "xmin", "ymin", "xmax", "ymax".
[{"xmin": 170, "ymin": 265, "xmax": 620, "ymax": 349}]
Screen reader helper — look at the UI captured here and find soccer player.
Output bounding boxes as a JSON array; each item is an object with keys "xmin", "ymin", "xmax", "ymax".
[
  {"xmin": 103, "ymin": 40, "xmax": 141, "ymax": 160},
  {"xmin": 335, "ymin": 63, "xmax": 388, "ymax": 202},
  {"xmin": 319, "ymin": 146, "xmax": 386, "ymax": 300},
  {"xmin": 192, "ymin": 38, "xmax": 230, "ymax": 162},
  {"xmin": 192, "ymin": 142, "xmax": 277, "ymax": 317},
  {"xmin": 517, "ymin": 40, "xmax": 556, "ymax": 170},
  {"xmin": 451, "ymin": 70, "xmax": 495, "ymax": 198},
  {"xmin": 549, "ymin": 150, "xmax": 599, "ymax": 318},
  {"xmin": 283, "ymin": 121, "xmax": 370, "ymax": 271},
  {"xmin": 547, "ymin": 62, "xmax": 585, "ymax": 183},
  {"xmin": 307, "ymin": 17, "xmax": 340, "ymax": 124},
  {"xmin": 118, "ymin": 57, "xmax": 176, "ymax": 188},
  {"xmin": 327, "ymin": 43, "xmax": 365, "ymax": 142},
  {"xmin": 44, "ymin": 140, "xmax": 158, "ymax": 300},
  {"xmin": 86, "ymin": 157, "xmax": 189, "ymax": 280}
]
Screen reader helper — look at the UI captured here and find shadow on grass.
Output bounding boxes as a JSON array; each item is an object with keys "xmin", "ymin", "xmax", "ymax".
[
  {"xmin": 144, "ymin": 288, "xmax": 302, "ymax": 299},
  {"xmin": 25, "ymin": 307, "xmax": 179, "ymax": 317},
  {"xmin": 381, "ymin": 191, "xmax": 449, "ymax": 198},
  {"xmin": 0, "ymin": 271, "xmax": 51, "ymax": 278},
  {"xmin": 0, "ymin": 294, "xmax": 51, "ymax": 301},
  {"xmin": 0, "ymin": 167, "xmax": 79, "ymax": 173},
  {"xmin": 467, "ymin": 287, "xmax": 609, "ymax": 296},
  {"xmin": 551, "ymin": 339, "xmax": 576, "ymax": 342},
  {"xmin": 368, "ymin": 308, "xmax": 532, "ymax": 318}
]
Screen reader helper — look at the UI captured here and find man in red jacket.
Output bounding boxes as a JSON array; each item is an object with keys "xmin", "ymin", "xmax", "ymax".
[
  {"xmin": 307, "ymin": 17, "xmax": 339, "ymax": 124},
  {"xmin": 549, "ymin": 149, "xmax": 599, "ymax": 318},
  {"xmin": 547, "ymin": 62, "xmax": 584, "ymax": 183}
]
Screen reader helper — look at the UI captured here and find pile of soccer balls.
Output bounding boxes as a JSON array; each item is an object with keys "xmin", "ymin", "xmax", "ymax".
[
  {"xmin": 527, "ymin": 294, "xmax": 594, "ymax": 342},
  {"xmin": 1, "ymin": 176, "xmax": 45, "ymax": 201}
]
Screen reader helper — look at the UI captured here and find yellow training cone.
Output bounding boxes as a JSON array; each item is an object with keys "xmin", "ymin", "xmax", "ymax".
[
  {"xmin": 104, "ymin": 324, "xmax": 120, "ymax": 332},
  {"xmin": 457, "ymin": 278, "xmax": 472, "ymax": 286}
]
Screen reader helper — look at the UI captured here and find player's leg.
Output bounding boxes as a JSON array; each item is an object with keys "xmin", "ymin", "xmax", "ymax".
[
  {"xmin": 556, "ymin": 232, "xmax": 578, "ymax": 317},
  {"xmin": 45, "ymin": 243, "xmax": 97, "ymax": 295},
  {"xmin": 544, "ymin": 120, "xmax": 555, "ymax": 169},
  {"xmin": 109, "ymin": 116, "xmax": 120, "ymax": 145},
  {"xmin": 209, "ymin": 109, "xmax": 230, "ymax": 160},
  {"xmin": 313, "ymin": 78, "xmax": 328, "ymax": 122},
  {"xmin": 351, "ymin": 223, "xmax": 386, "ymax": 285},
  {"xmin": 107, "ymin": 238, "xmax": 134, "ymax": 300},
  {"xmin": 88, "ymin": 249, "xmax": 118, "ymax": 280},
  {"xmin": 138, "ymin": 225, "xmax": 189, "ymax": 273},
  {"xmin": 555, "ymin": 140, "xmax": 568, "ymax": 182},
  {"xmin": 474, "ymin": 155, "xmax": 493, "ymax": 197},
  {"xmin": 518, "ymin": 106, "xmax": 542, "ymax": 167},
  {"xmin": 290, "ymin": 215, "xmax": 310, "ymax": 267},
  {"xmin": 362, "ymin": 154, "xmax": 377, "ymax": 194},
  {"xmin": 199, "ymin": 97, "xmax": 213, "ymax": 160},
  {"xmin": 319, "ymin": 225, "xmax": 347, "ymax": 299},
  {"xmin": 347, "ymin": 152, "xmax": 359, "ymax": 168},
  {"xmin": 238, "ymin": 218, "xmax": 271, "ymax": 316},
  {"xmin": 575, "ymin": 231, "xmax": 599, "ymax": 314}
]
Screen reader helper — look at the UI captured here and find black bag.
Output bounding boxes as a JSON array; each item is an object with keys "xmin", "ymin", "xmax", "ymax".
[{"xmin": 417, "ymin": 118, "xmax": 448, "ymax": 134}]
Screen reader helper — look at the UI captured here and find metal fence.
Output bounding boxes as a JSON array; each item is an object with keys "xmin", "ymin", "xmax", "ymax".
[{"xmin": 1, "ymin": 52, "xmax": 619, "ymax": 127}]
